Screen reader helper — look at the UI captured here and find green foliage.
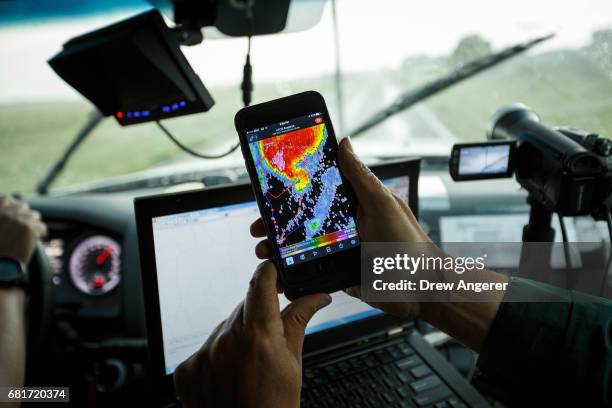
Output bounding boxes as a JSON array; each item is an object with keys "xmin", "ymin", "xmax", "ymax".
[
  {"xmin": 451, "ymin": 34, "xmax": 493, "ymax": 67},
  {"xmin": 584, "ymin": 29, "xmax": 612, "ymax": 76},
  {"xmin": 424, "ymin": 49, "xmax": 612, "ymax": 142}
]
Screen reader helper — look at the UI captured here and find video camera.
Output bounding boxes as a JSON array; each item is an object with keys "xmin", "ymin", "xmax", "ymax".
[{"xmin": 450, "ymin": 104, "xmax": 612, "ymax": 224}]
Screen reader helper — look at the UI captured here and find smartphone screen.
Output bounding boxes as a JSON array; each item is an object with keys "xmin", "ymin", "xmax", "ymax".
[{"xmin": 246, "ymin": 112, "xmax": 359, "ymax": 268}]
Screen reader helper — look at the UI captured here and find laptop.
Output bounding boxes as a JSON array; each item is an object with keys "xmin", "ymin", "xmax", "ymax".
[{"xmin": 135, "ymin": 158, "xmax": 488, "ymax": 407}]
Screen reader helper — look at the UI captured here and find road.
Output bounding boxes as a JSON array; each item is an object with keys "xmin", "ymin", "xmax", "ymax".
[
  {"xmin": 343, "ymin": 80, "xmax": 457, "ymax": 157},
  {"xmin": 171, "ymin": 78, "xmax": 459, "ymax": 172}
]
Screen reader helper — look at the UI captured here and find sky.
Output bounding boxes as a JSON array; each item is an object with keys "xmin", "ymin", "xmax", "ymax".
[{"xmin": 1, "ymin": 0, "xmax": 611, "ymax": 104}]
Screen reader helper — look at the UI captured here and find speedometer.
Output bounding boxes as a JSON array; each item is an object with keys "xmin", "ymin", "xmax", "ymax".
[{"xmin": 69, "ymin": 235, "xmax": 121, "ymax": 296}]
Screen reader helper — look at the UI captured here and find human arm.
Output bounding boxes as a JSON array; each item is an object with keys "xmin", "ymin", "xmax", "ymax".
[
  {"xmin": 0, "ymin": 288, "xmax": 26, "ymax": 388},
  {"xmin": 475, "ymin": 278, "xmax": 612, "ymax": 406},
  {"xmin": 336, "ymin": 138, "xmax": 612, "ymax": 404},
  {"xmin": 0, "ymin": 196, "xmax": 47, "ymax": 391},
  {"xmin": 337, "ymin": 139, "xmax": 611, "ymax": 405}
]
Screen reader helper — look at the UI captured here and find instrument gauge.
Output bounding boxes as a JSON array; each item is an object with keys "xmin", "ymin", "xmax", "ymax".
[{"xmin": 69, "ymin": 235, "xmax": 121, "ymax": 296}]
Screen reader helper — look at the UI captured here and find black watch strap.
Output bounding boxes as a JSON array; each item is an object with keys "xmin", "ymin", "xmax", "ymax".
[{"xmin": 0, "ymin": 258, "xmax": 28, "ymax": 291}]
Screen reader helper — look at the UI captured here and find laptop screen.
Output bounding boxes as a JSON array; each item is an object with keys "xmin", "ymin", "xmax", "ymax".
[{"xmin": 152, "ymin": 175, "xmax": 410, "ymax": 375}]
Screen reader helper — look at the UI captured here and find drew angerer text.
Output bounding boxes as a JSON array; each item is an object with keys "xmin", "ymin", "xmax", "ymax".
[{"xmin": 372, "ymin": 279, "xmax": 508, "ymax": 293}]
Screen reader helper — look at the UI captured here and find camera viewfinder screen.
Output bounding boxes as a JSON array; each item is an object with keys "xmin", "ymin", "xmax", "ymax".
[
  {"xmin": 458, "ymin": 144, "xmax": 511, "ymax": 175},
  {"xmin": 247, "ymin": 113, "xmax": 359, "ymax": 268}
]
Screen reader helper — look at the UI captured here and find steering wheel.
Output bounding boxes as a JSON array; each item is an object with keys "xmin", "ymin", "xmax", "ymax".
[{"xmin": 26, "ymin": 242, "xmax": 55, "ymax": 363}]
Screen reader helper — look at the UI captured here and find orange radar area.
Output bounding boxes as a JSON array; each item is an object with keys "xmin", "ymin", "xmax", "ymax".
[{"xmin": 258, "ymin": 124, "xmax": 325, "ymax": 191}]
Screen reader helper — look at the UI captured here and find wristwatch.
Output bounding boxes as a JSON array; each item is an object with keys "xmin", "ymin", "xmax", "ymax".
[{"xmin": 0, "ymin": 257, "xmax": 28, "ymax": 290}]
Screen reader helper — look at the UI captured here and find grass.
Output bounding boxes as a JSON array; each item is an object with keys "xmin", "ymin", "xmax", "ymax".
[
  {"xmin": 2, "ymin": 49, "xmax": 612, "ymax": 195},
  {"xmin": 0, "ymin": 86, "xmax": 281, "ymax": 195},
  {"xmin": 423, "ymin": 50, "xmax": 612, "ymax": 141}
]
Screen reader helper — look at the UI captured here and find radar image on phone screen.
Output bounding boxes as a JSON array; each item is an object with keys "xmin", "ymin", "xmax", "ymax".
[{"xmin": 247, "ymin": 113, "xmax": 358, "ymax": 267}]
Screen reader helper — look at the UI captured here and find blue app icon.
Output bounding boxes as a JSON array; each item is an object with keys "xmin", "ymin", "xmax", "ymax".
[
  {"xmin": 286, "ymin": 256, "xmax": 294, "ymax": 266},
  {"xmin": 299, "ymin": 253, "xmax": 306, "ymax": 261}
]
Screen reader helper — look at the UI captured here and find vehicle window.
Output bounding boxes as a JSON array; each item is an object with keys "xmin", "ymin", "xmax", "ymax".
[
  {"xmin": 1, "ymin": 0, "xmax": 612, "ymax": 194},
  {"xmin": 335, "ymin": 0, "xmax": 612, "ymax": 157}
]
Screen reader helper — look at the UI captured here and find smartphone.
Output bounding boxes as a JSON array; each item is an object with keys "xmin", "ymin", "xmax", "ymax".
[{"xmin": 235, "ymin": 91, "xmax": 360, "ymax": 300}]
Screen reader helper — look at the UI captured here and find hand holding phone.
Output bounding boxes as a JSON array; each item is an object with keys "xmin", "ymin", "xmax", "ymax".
[
  {"xmin": 250, "ymin": 136, "xmax": 431, "ymax": 320},
  {"xmin": 235, "ymin": 91, "xmax": 360, "ymax": 299}
]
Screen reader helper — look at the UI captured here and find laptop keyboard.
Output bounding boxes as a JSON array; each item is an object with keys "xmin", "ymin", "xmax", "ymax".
[{"xmin": 302, "ymin": 338, "xmax": 467, "ymax": 408}]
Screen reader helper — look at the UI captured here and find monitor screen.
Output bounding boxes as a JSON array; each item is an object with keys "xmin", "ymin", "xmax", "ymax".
[
  {"xmin": 458, "ymin": 144, "xmax": 511, "ymax": 175},
  {"xmin": 152, "ymin": 175, "xmax": 410, "ymax": 375}
]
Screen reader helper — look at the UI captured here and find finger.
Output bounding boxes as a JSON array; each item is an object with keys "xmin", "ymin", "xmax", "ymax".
[
  {"xmin": 227, "ymin": 299, "xmax": 246, "ymax": 331},
  {"xmin": 250, "ymin": 218, "xmax": 266, "ymax": 238},
  {"xmin": 174, "ymin": 347, "xmax": 212, "ymax": 406},
  {"xmin": 255, "ymin": 239, "xmax": 273, "ymax": 259},
  {"xmin": 173, "ymin": 355, "xmax": 201, "ymax": 404},
  {"xmin": 243, "ymin": 261, "xmax": 282, "ymax": 332},
  {"xmin": 13, "ymin": 208, "xmax": 47, "ymax": 239},
  {"xmin": 33, "ymin": 221, "xmax": 48, "ymax": 239},
  {"xmin": 391, "ymin": 194, "xmax": 430, "ymax": 242},
  {"xmin": 281, "ymin": 293, "xmax": 332, "ymax": 356},
  {"xmin": 13, "ymin": 199, "xmax": 29, "ymax": 210},
  {"xmin": 343, "ymin": 286, "xmax": 362, "ymax": 299},
  {"xmin": 4, "ymin": 200, "xmax": 28, "ymax": 217},
  {"xmin": 338, "ymin": 138, "xmax": 392, "ymax": 211},
  {"xmin": 27, "ymin": 211, "xmax": 48, "ymax": 239},
  {"xmin": 202, "ymin": 317, "xmax": 227, "ymax": 350},
  {"xmin": 0, "ymin": 196, "xmax": 13, "ymax": 208},
  {"xmin": 29, "ymin": 209, "xmax": 41, "ymax": 222},
  {"xmin": 392, "ymin": 193, "xmax": 418, "ymax": 222},
  {"xmin": 176, "ymin": 316, "xmax": 228, "ymax": 398}
]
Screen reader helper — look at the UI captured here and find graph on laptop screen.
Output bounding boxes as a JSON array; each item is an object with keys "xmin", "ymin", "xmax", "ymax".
[{"xmin": 152, "ymin": 176, "xmax": 410, "ymax": 374}]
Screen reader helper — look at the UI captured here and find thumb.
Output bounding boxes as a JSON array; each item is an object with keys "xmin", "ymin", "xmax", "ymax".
[
  {"xmin": 338, "ymin": 138, "xmax": 392, "ymax": 211},
  {"xmin": 281, "ymin": 293, "xmax": 332, "ymax": 356},
  {"xmin": 343, "ymin": 285, "xmax": 362, "ymax": 299}
]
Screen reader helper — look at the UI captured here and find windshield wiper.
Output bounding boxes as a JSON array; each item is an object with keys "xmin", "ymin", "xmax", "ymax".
[
  {"xmin": 36, "ymin": 110, "xmax": 104, "ymax": 195},
  {"xmin": 33, "ymin": 35, "xmax": 552, "ymax": 195},
  {"xmin": 347, "ymin": 33, "xmax": 554, "ymax": 139}
]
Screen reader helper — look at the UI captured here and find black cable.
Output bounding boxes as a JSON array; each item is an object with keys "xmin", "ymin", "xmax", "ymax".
[
  {"xmin": 559, "ymin": 214, "xmax": 569, "ymax": 243},
  {"xmin": 246, "ymin": 23, "xmax": 252, "ymax": 55},
  {"xmin": 156, "ymin": 5, "xmax": 254, "ymax": 160},
  {"xmin": 558, "ymin": 213, "xmax": 574, "ymax": 289},
  {"xmin": 241, "ymin": 6, "xmax": 254, "ymax": 107},
  {"xmin": 600, "ymin": 208, "xmax": 612, "ymax": 296},
  {"xmin": 156, "ymin": 121, "xmax": 240, "ymax": 159},
  {"xmin": 241, "ymin": 43, "xmax": 253, "ymax": 107}
]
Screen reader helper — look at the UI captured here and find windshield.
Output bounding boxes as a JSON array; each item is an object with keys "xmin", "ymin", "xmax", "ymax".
[{"xmin": 2, "ymin": 0, "xmax": 612, "ymax": 195}]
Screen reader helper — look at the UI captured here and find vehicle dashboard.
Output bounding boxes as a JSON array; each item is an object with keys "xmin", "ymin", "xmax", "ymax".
[
  {"xmin": 30, "ymin": 194, "xmax": 147, "ymax": 339},
  {"xmin": 25, "ymin": 162, "xmax": 610, "ymax": 403},
  {"xmin": 27, "ymin": 164, "xmax": 536, "ymax": 340}
]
